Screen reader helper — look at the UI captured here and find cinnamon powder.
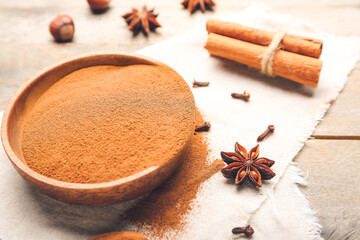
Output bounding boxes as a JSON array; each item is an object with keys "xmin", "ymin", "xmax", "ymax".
[
  {"xmin": 20, "ymin": 64, "xmax": 223, "ymax": 238},
  {"xmin": 125, "ymin": 110, "xmax": 224, "ymax": 238},
  {"xmin": 21, "ymin": 65, "xmax": 195, "ymax": 183},
  {"xmin": 89, "ymin": 231, "xmax": 147, "ymax": 240}
]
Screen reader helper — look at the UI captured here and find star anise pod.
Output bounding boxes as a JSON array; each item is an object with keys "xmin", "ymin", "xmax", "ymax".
[
  {"xmin": 181, "ymin": 0, "xmax": 215, "ymax": 13},
  {"xmin": 122, "ymin": 5, "xmax": 161, "ymax": 36},
  {"xmin": 221, "ymin": 143, "xmax": 275, "ymax": 187}
]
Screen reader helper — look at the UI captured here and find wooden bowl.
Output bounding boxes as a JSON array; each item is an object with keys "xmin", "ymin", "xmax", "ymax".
[{"xmin": 1, "ymin": 52, "xmax": 195, "ymax": 206}]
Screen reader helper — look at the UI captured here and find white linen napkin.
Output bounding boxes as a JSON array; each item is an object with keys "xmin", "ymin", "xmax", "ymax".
[
  {"xmin": 0, "ymin": 5, "xmax": 359, "ymax": 240},
  {"xmin": 134, "ymin": 4, "xmax": 360, "ymax": 239}
]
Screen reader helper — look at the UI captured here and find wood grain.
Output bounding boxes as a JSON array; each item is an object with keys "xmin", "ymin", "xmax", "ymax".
[
  {"xmin": 1, "ymin": 0, "xmax": 360, "ymax": 108},
  {"xmin": 313, "ymin": 61, "xmax": 360, "ymax": 137},
  {"xmin": 294, "ymin": 140, "xmax": 360, "ymax": 238}
]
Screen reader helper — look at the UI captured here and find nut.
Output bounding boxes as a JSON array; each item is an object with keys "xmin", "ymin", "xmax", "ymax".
[
  {"xmin": 49, "ymin": 15, "xmax": 74, "ymax": 42},
  {"xmin": 87, "ymin": 0, "xmax": 110, "ymax": 12}
]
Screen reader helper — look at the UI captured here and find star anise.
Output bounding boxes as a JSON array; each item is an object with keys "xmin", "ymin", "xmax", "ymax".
[
  {"xmin": 221, "ymin": 143, "xmax": 275, "ymax": 188},
  {"xmin": 122, "ymin": 5, "xmax": 161, "ymax": 36},
  {"xmin": 181, "ymin": 0, "xmax": 215, "ymax": 13}
]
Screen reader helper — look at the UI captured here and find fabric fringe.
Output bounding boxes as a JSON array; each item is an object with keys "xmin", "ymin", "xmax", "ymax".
[{"xmin": 288, "ymin": 164, "xmax": 323, "ymax": 240}]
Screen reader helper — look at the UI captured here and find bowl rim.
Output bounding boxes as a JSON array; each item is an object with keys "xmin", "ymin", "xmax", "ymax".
[{"xmin": 1, "ymin": 51, "xmax": 191, "ymax": 190}]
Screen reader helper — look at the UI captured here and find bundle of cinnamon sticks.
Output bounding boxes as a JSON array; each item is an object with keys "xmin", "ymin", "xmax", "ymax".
[{"xmin": 204, "ymin": 19, "xmax": 323, "ymax": 88}]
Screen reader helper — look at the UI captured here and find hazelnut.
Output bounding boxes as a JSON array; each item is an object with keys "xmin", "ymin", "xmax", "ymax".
[
  {"xmin": 87, "ymin": 0, "xmax": 110, "ymax": 13},
  {"xmin": 49, "ymin": 15, "xmax": 75, "ymax": 42}
]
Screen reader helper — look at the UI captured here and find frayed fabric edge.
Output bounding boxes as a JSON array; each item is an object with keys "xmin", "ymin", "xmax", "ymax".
[{"xmin": 288, "ymin": 164, "xmax": 323, "ymax": 240}]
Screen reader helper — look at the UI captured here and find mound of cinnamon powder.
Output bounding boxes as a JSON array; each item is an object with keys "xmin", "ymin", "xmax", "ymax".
[{"xmin": 21, "ymin": 65, "xmax": 195, "ymax": 183}]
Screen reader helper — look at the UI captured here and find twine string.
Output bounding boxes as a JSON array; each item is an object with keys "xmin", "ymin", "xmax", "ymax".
[{"xmin": 260, "ymin": 30, "xmax": 286, "ymax": 76}]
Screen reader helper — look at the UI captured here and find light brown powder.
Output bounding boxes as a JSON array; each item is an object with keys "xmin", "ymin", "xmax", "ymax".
[
  {"xmin": 125, "ymin": 110, "xmax": 224, "ymax": 238},
  {"xmin": 21, "ymin": 65, "xmax": 195, "ymax": 183},
  {"xmin": 89, "ymin": 231, "xmax": 148, "ymax": 240}
]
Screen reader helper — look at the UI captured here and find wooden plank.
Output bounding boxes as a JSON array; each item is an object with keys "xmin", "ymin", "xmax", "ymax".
[
  {"xmin": 0, "ymin": 0, "xmax": 225, "ymax": 109},
  {"xmin": 0, "ymin": 1, "xmax": 359, "ymax": 44},
  {"xmin": 0, "ymin": 43, "xmax": 120, "ymax": 109},
  {"xmin": 1, "ymin": 0, "xmax": 359, "ymax": 8},
  {"xmin": 1, "ymin": 1, "xmax": 360, "ymax": 111},
  {"xmin": 295, "ymin": 139, "xmax": 360, "ymax": 238},
  {"xmin": 313, "ymin": 61, "xmax": 360, "ymax": 138}
]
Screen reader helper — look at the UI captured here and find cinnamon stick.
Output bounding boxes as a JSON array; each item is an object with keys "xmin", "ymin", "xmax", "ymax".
[
  {"xmin": 206, "ymin": 19, "xmax": 323, "ymax": 59},
  {"xmin": 204, "ymin": 33, "xmax": 322, "ymax": 88}
]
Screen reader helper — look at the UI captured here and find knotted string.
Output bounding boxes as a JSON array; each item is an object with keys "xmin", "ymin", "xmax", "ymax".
[{"xmin": 260, "ymin": 30, "xmax": 286, "ymax": 76}]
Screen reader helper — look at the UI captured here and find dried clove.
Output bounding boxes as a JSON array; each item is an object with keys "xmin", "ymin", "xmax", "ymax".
[
  {"xmin": 195, "ymin": 121, "xmax": 211, "ymax": 132},
  {"xmin": 193, "ymin": 79, "xmax": 209, "ymax": 88},
  {"xmin": 232, "ymin": 225, "xmax": 254, "ymax": 237},
  {"xmin": 231, "ymin": 91, "xmax": 250, "ymax": 101},
  {"xmin": 257, "ymin": 125, "xmax": 275, "ymax": 142}
]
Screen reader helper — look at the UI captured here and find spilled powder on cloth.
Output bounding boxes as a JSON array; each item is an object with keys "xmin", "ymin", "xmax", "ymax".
[{"xmin": 124, "ymin": 109, "xmax": 224, "ymax": 238}]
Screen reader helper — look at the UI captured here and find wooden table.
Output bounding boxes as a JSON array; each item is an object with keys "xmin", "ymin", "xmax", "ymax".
[{"xmin": 1, "ymin": 0, "xmax": 359, "ymax": 238}]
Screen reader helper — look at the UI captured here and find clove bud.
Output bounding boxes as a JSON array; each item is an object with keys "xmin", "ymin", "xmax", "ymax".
[
  {"xmin": 195, "ymin": 121, "xmax": 211, "ymax": 132},
  {"xmin": 193, "ymin": 79, "xmax": 210, "ymax": 88},
  {"xmin": 231, "ymin": 91, "xmax": 250, "ymax": 101},
  {"xmin": 257, "ymin": 125, "xmax": 275, "ymax": 142},
  {"xmin": 232, "ymin": 225, "xmax": 254, "ymax": 237}
]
